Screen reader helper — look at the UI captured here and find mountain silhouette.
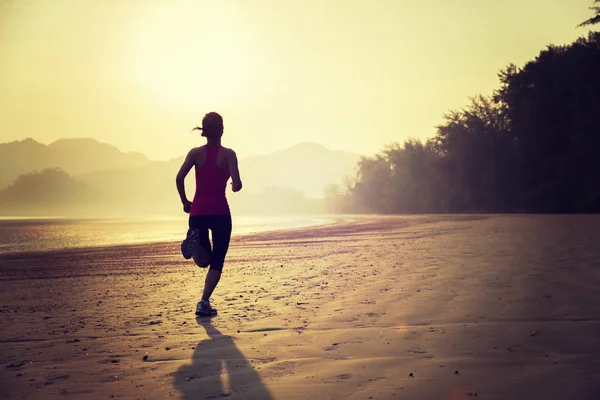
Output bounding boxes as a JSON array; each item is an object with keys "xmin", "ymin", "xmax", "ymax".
[
  {"xmin": 0, "ymin": 168, "xmax": 99, "ymax": 216},
  {"xmin": 48, "ymin": 138, "xmax": 149, "ymax": 175},
  {"xmin": 241, "ymin": 142, "xmax": 360, "ymax": 198},
  {"xmin": 0, "ymin": 138, "xmax": 150, "ymax": 190},
  {"xmin": 0, "ymin": 138, "xmax": 61, "ymax": 189}
]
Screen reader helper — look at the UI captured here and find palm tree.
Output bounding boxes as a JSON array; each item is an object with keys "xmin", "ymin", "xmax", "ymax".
[{"xmin": 579, "ymin": 0, "xmax": 600, "ymax": 27}]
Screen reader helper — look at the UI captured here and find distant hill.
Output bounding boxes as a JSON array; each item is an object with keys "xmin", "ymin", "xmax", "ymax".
[
  {"xmin": 0, "ymin": 138, "xmax": 61, "ymax": 189},
  {"xmin": 0, "ymin": 168, "xmax": 100, "ymax": 216},
  {"xmin": 241, "ymin": 142, "xmax": 360, "ymax": 198},
  {"xmin": 77, "ymin": 159, "xmax": 187, "ymax": 216},
  {"xmin": 0, "ymin": 138, "xmax": 151, "ymax": 190},
  {"xmin": 48, "ymin": 138, "xmax": 149, "ymax": 175}
]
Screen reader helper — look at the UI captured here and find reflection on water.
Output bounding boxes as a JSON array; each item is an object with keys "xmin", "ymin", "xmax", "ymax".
[{"xmin": 0, "ymin": 215, "xmax": 336, "ymax": 254}]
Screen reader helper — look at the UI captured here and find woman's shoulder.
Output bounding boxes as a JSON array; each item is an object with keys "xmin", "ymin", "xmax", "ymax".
[
  {"xmin": 189, "ymin": 145, "xmax": 207, "ymax": 153},
  {"xmin": 219, "ymin": 146, "xmax": 236, "ymax": 156},
  {"xmin": 186, "ymin": 146, "xmax": 207, "ymax": 160}
]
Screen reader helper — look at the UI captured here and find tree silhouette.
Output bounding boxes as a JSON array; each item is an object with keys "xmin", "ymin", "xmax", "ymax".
[
  {"xmin": 496, "ymin": 33, "xmax": 600, "ymax": 212},
  {"xmin": 327, "ymin": 32, "xmax": 600, "ymax": 214},
  {"xmin": 578, "ymin": 0, "xmax": 600, "ymax": 27}
]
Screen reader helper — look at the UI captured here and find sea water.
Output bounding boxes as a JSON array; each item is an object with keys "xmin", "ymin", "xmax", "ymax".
[{"xmin": 0, "ymin": 215, "xmax": 336, "ymax": 255}]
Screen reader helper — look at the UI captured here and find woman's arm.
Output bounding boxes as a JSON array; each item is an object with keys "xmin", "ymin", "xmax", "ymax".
[
  {"xmin": 176, "ymin": 149, "xmax": 195, "ymax": 212},
  {"xmin": 228, "ymin": 150, "xmax": 243, "ymax": 192}
]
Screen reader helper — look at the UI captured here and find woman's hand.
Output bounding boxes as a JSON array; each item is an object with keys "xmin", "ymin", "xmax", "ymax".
[
  {"xmin": 231, "ymin": 181, "xmax": 242, "ymax": 192},
  {"xmin": 182, "ymin": 199, "xmax": 192, "ymax": 213}
]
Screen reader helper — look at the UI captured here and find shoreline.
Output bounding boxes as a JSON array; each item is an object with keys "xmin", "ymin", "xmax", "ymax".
[
  {"xmin": 0, "ymin": 214, "xmax": 347, "ymax": 257},
  {"xmin": 0, "ymin": 214, "xmax": 482, "ymax": 260},
  {"xmin": 3, "ymin": 212, "xmax": 598, "ymax": 257}
]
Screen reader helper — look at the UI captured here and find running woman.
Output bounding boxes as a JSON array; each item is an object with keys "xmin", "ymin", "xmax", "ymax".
[{"xmin": 175, "ymin": 112, "xmax": 242, "ymax": 316}]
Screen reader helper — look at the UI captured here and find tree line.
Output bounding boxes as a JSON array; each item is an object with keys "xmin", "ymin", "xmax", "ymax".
[{"xmin": 326, "ymin": 13, "xmax": 600, "ymax": 214}]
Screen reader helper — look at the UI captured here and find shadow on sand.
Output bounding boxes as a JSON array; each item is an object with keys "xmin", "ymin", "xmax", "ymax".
[{"xmin": 174, "ymin": 317, "xmax": 274, "ymax": 400}]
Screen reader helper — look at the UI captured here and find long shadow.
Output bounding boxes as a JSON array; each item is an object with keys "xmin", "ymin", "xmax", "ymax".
[{"xmin": 174, "ymin": 317, "xmax": 274, "ymax": 400}]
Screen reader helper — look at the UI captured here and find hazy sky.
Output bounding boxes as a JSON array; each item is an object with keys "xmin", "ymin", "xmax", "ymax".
[{"xmin": 0, "ymin": 0, "xmax": 594, "ymax": 160}]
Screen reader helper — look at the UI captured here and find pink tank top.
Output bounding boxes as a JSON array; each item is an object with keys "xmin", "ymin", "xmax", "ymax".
[{"xmin": 190, "ymin": 145, "xmax": 231, "ymax": 216}]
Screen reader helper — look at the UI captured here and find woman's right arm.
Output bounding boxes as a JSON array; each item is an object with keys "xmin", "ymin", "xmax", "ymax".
[{"xmin": 176, "ymin": 149, "xmax": 195, "ymax": 212}]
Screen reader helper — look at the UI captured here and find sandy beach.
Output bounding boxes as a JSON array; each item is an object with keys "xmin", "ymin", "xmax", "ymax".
[{"xmin": 2, "ymin": 214, "xmax": 600, "ymax": 400}]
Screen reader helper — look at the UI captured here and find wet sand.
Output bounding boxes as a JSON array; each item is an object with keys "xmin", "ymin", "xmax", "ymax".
[{"xmin": 1, "ymin": 214, "xmax": 600, "ymax": 399}]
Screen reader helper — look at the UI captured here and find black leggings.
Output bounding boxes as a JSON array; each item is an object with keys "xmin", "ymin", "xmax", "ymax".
[{"xmin": 189, "ymin": 215, "xmax": 232, "ymax": 271}]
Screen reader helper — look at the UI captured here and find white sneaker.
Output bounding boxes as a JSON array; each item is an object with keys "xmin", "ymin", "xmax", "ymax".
[
  {"xmin": 181, "ymin": 228, "xmax": 199, "ymax": 259},
  {"xmin": 195, "ymin": 300, "xmax": 217, "ymax": 317}
]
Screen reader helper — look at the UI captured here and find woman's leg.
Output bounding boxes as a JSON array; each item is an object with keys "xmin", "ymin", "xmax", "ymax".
[
  {"xmin": 192, "ymin": 239, "xmax": 210, "ymax": 268},
  {"xmin": 201, "ymin": 215, "xmax": 232, "ymax": 302},
  {"xmin": 190, "ymin": 216, "xmax": 211, "ymax": 268}
]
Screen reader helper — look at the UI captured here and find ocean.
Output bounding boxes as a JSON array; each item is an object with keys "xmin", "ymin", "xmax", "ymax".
[{"xmin": 0, "ymin": 215, "xmax": 336, "ymax": 255}]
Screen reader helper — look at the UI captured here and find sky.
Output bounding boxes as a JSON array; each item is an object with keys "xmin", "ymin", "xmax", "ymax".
[{"xmin": 0, "ymin": 0, "xmax": 595, "ymax": 161}]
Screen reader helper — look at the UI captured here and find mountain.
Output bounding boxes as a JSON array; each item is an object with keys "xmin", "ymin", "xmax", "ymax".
[
  {"xmin": 0, "ymin": 138, "xmax": 62, "ymax": 189},
  {"xmin": 0, "ymin": 168, "xmax": 100, "ymax": 216},
  {"xmin": 241, "ymin": 142, "xmax": 360, "ymax": 198},
  {"xmin": 77, "ymin": 159, "xmax": 186, "ymax": 216},
  {"xmin": 0, "ymin": 138, "xmax": 151, "ymax": 190},
  {"xmin": 48, "ymin": 138, "xmax": 149, "ymax": 175}
]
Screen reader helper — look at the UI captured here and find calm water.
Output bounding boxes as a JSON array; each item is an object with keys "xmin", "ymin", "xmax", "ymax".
[{"xmin": 0, "ymin": 215, "xmax": 336, "ymax": 255}]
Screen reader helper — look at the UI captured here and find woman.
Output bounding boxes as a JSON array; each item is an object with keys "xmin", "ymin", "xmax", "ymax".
[{"xmin": 175, "ymin": 112, "xmax": 242, "ymax": 317}]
